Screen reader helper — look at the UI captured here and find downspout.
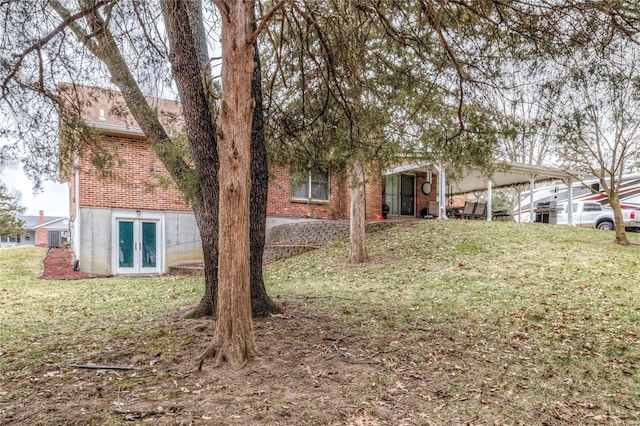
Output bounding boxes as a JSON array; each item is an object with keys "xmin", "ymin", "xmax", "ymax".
[
  {"xmin": 73, "ymin": 153, "xmax": 81, "ymax": 264},
  {"xmin": 516, "ymin": 187, "xmax": 523, "ymax": 223}
]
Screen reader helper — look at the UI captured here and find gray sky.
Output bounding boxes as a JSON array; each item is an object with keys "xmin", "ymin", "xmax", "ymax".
[{"xmin": 1, "ymin": 162, "xmax": 69, "ymax": 217}]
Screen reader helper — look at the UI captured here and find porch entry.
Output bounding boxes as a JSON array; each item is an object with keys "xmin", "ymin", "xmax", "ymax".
[
  {"xmin": 116, "ymin": 219, "xmax": 160, "ymax": 274},
  {"xmin": 385, "ymin": 174, "xmax": 415, "ymax": 216}
]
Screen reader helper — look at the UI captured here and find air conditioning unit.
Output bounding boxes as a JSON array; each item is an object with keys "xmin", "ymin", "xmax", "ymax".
[{"xmin": 47, "ymin": 231, "xmax": 62, "ymax": 248}]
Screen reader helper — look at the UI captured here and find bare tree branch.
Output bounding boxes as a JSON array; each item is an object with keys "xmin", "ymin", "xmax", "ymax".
[{"xmin": 249, "ymin": 0, "xmax": 288, "ymax": 45}]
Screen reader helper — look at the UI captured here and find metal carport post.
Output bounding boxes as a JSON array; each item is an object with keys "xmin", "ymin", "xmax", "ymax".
[{"xmin": 438, "ymin": 164, "xmax": 447, "ymax": 220}]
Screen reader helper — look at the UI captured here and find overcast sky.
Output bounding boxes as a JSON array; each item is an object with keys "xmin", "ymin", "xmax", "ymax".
[{"xmin": 1, "ymin": 163, "xmax": 69, "ymax": 217}]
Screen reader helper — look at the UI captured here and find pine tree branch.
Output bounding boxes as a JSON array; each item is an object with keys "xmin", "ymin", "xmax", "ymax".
[{"xmin": 1, "ymin": 0, "xmax": 115, "ymax": 97}]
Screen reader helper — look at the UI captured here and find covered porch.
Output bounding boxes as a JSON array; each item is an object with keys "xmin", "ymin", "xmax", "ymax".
[{"xmin": 383, "ymin": 161, "xmax": 579, "ymax": 224}]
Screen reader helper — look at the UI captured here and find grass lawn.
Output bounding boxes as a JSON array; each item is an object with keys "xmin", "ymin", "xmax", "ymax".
[{"xmin": 1, "ymin": 221, "xmax": 639, "ymax": 425}]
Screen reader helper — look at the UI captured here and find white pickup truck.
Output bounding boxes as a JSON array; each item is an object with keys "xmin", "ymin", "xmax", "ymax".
[{"xmin": 551, "ymin": 201, "xmax": 640, "ymax": 231}]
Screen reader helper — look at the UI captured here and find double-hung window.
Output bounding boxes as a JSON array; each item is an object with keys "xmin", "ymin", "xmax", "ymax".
[{"xmin": 291, "ymin": 170, "xmax": 329, "ymax": 202}]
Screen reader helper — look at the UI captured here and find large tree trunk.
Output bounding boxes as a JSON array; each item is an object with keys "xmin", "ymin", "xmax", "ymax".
[
  {"xmin": 161, "ymin": 0, "xmax": 220, "ymax": 319},
  {"xmin": 349, "ymin": 156, "xmax": 369, "ymax": 263},
  {"xmin": 250, "ymin": 31, "xmax": 282, "ymax": 317},
  {"xmin": 182, "ymin": 5, "xmax": 279, "ymax": 319},
  {"xmin": 64, "ymin": 1, "xmax": 273, "ymax": 326},
  {"xmin": 188, "ymin": 203, "xmax": 218, "ymax": 318},
  {"xmin": 199, "ymin": 0, "xmax": 257, "ymax": 368},
  {"xmin": 345, "ymin": 3, "xmax": 369, "ymax": 264},
  {"xmin": 608, "ymin": 191, "xmax": 630, "ymax": 245}
]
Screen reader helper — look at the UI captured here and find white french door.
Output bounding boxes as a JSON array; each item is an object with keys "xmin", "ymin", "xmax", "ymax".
[{"xmin": 116, "ymin": 219, "xmax": 161, "ymax": 274}]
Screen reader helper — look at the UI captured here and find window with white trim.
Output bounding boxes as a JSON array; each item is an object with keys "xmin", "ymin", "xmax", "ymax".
[{"xmin": 291, "ymin": 170, "xmax": 329, "ymax": 202}]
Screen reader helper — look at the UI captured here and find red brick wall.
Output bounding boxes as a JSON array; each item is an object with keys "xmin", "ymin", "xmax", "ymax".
[
  {"xmin": 416, "ymin": 172, "xmax": 439, "ymax": 217},
  {"xmin": 35, "ymin": 228, "xmax": 48, "ymax": 247},
  {"xmin": 65, "ymin": 85, "xmax": 392, "ymax": 221},
  {"xmin": 77, "ymin": 136, "xmax": 192, "ymax": 212},
  {"xmin": 267, "ymin": 164, "xmax": 384, "ymax": 221},
  {"xmin": 74, "ymin": 134, "xmax": 387, "ymax": 220},
  {"xmin": 267, "ymin": 164, "xmax": 346, "ymax": 219}
]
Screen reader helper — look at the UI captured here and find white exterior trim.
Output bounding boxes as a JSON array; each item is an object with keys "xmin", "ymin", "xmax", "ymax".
[{"xmin": 111, "ymin": 209, "xmax": 165, "ymax": 275}]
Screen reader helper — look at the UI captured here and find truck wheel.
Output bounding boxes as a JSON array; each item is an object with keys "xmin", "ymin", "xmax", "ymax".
[{"xmin": 597, "ymin": 221, "xmax": 615, "ymax": 231}]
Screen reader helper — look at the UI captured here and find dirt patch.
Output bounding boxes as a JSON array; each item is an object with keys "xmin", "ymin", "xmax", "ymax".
[
  {"xmin": 1, "ymin": 299, "xmax": 633, "ymax": 425},
  {"xmin": 0, "ymin": 305, "xmax": 413, "ymax": 425},
  {"xmin": 41, "ymin": 247, "xmax": 108, "ymax": 280}
]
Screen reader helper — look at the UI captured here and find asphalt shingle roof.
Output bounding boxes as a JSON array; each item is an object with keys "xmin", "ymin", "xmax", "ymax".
[{"xmin": 18, "ymin": 215, "xmax": 66, "ymax": 230}]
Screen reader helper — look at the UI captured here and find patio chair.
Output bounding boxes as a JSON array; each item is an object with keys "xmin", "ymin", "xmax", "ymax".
[
  {"xmin": 461, "ymin": 201, "xmax": 476, "ymax": 219},
  {"xmin": 472, "ymin": 201, "xmax": 487, "ymax": 220}
]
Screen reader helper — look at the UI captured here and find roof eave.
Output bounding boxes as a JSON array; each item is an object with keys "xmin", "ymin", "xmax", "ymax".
[{"xmin": 86, "ymin": 121, "xmax": 146, "ymax": 139}]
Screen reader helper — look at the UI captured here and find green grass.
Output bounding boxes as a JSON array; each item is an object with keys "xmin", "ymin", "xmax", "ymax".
[
  {"xmin": 266, "ymin": 221, "xmax": 640, "ymax": 422},
  {"xmin": 270, "ymin": 221, "xmax": 640, "ymax": 341},
  {"xmin": 0, "ymin": 246, "xmax": 201, "ymax": 368},
  {"xmin": 2, "ymin": 223, "xmax": 640, "ymax": 424}
]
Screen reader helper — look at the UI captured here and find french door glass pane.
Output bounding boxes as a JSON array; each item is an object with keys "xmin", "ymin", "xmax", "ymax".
[
  {"xmin": 142, "ymin": 222, "xmax": 157, "ymax": 268},
  {"xmin": 400, "ymin": 174, "xmax": 415, "ymax": 216},
  {"xmin": 385, "ymin": 175, "xmax": 399, "ymax": 215},
  {"xmin": 118, "ymin": 221, "xmax": 134, "ymax": 268}
]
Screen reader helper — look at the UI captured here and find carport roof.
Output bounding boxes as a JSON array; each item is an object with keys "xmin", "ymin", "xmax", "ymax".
[
  {"xmin": 384, "ymin": 161, "xmax": 579, "ymax": 195},
  {"xmin": 448, "ymin": 163, "xmax": 579, "ymax": 195}
]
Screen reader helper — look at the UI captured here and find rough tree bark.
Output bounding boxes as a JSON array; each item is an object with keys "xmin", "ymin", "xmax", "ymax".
[
  {"xmin": 199, "ymin": 0, "xmax": 257, "ymax": 368},
  {"xmin": 346, "ymin": 1, "xmax": 369, "ymax": 264},
  {"xmin": 171, "ymin": 2, "xmax": 280, "ymax": 319},
  {"xmin": 58, "ymin": 0, "xmax": 225, "ymax": 321},
  {"xmin": 161, "ymin": 0, "xmax": 220, "ymax": 320},
  {"xmin": 349, "ymin": 156, "xmax": 369, "ymax": 263},
  {"xmin": 249, "ymin": 29, "xmax": 282, "ymax": 317},
  {"xmin": 59, "ymin": 0, "xmax": 273, "ymax": 366}
]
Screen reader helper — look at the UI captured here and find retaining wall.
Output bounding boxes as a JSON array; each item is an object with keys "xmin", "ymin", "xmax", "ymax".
[
  {"xmin": 263, "ymin": 219, "xmax": 396, "ymax": 263},
  {"xmin": 170, "ymin": 219, "xmax": 398, "ymax": 275},
  {"xmin": 266, "ymin": 220, "xmax": 395, "ymax": 245}
]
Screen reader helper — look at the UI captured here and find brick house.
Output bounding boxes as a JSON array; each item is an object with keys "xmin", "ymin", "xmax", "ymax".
[
  {"xmin": 0, "ymin": 210, "xmax": 68, "ymax": 248},
  {"xmin": 59, "ymin": 85, "xmax": 201, "ymax": 275},
  {"xmin": 267, "ymin": 163, "xmax": 381, "ymax": 220},
  {"xmin": 34, "ymin": 214, "xmax": 69, "ymax": 247},
  {"xmin": 267, "ymin": 161, "xmax": 440, "ymax": 221},
  {"xmin": 61, "ymin": 85, "xmax": 439, "ymax": 275}
]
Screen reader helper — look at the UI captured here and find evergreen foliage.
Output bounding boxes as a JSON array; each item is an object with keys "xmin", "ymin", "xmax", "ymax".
[
  {"xmin": 0, "ymin": 182, "xmax": 25, "ymax": 237},
  {"xmin": 263, "ymin": 1, "xmax": 505, "ymax": 175}
]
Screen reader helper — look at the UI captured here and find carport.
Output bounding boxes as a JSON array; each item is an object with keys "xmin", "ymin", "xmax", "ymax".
[{"xmin": 383, "ymin": 161, "xmax": 579, "ymax": 224}]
